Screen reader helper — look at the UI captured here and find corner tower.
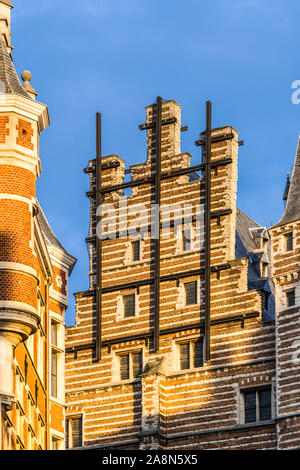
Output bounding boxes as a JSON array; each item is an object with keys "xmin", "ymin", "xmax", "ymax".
[
  {"xmin": 269, "ymin": 136, "xmax": 300, "ymax": 449},
  {"xmin": 0, "ymin": 0, "xmax": 49, "ymax": 405}
]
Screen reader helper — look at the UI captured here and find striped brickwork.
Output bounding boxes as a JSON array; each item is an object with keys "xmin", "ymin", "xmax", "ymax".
[
  {"xmin": 269, "ymin": 222, "xmax": 300, "ymax": 449},
  {"xmin": 66, "ymin": 100, "xmax": 277, "ymax": 450}
]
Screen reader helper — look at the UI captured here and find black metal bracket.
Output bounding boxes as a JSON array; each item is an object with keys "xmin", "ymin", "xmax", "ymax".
[
  {"xmin": 195, "ymin": 132, "xmax": 234, "ymax": 147},
  {"xmin": 66, "ymin": 312, "xmax": 260, "ymax": 357},
  {"xmin": 139, "ymin": 116, "xmax": 177, "ymax": 131}
]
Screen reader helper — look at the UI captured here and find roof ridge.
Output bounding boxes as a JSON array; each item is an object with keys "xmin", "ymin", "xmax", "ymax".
[{"xmin": 236, "ymin": 207, "xmax": 262, "ymax": 228}]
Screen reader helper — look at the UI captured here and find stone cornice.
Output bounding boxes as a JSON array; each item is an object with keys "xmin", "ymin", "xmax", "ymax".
[{"xmin": 0, "ymin": 93, "xmax": 49, "ymax": 132}]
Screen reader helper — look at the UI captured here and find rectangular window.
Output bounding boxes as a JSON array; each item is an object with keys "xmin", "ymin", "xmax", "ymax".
[
  {"xmin": 285, "ymin": 232, "xmax": 293, "ymax": 252},
  {"xmin": 132, "ymin": 351, "xmax": 143, "ymax": 378},
  {"xmin": 132, "ymin": 240, "xmax": 140, "ymax": 261},
  {"xmin": 287, "ymin": 289, "xmax": 296, "ymax": 307},
  {"xmin": 120, "ymin": 354, "xmax": 130, "ymax": 381},
  {"xmin": 183, "ymin": 228, "xmax": 191, "ymax": 251},
  {"xmin": 66, "ymin": 417, "xmax": 83, "ymax": 449},
  {"xmin": 51, "ymin": 321, "xmax": 58, "ymax": 346},
  {"xmin": 37, "ymin": 329, "xmax": 44, "ymax": 381},
  {"xmin": 244, "ymin": 391, "xmax": 257, "ymax": 423},
  {"xmin": 262, "ymin": 263, "xmax": 268, "ymax": 278},
  {"xmin": 52, "ymin": 437, "xmax": 62, "ymax": 450},
  {"xmin": 243, "ymin": 387, "xmax": 272, "ymax": 424},
  {"xmin": 179, "ymin": 339, "xmax": 204, "ymax": 370},
  {"xmin": 180, "ymin": 343, "xmax": 190, "ymax": 370},
  {"xmin": 124, "ymin": 294, "xmax": 136, "ymax": 317},
  {"xmin": 119, "ymin": 351, "xmax": 143, "ymax": 381},
  {"xmin": 51, "ymin": 351, "xmax": 58, "ymax": 398},
  {"xmin": 194, "ymin": 339, "xmax": 204, "ymax": 368},
  {"xmin": 185, "ymin": 281, "xmax": 197, "ymax": 305},
  {"xmin": 259, "ymin": 388, "xmax": 272, "ymax": 421}
]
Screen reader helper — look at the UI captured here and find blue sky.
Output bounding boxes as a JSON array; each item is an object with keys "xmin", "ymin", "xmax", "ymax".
[{"xmin": 11, "ymin": 0, "xmax": 300, "ymax": 324}]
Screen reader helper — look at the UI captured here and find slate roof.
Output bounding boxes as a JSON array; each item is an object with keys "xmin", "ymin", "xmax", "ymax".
[
  {"xmin": 235, "ymin": 208, "xmax": 275, "ymax": 321},
  {"xmin": 36, "ymin": 203, "xmax": 65, "ymax": 251},
  {"xmin": 272, "ymin": 135, "xmax": 300, "ymax": 228},
  {"xmin": 0, "ymin": 35, "xmax": 31, "ymax": 99}
]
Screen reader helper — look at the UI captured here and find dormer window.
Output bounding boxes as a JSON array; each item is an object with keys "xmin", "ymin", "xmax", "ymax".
[
  {"xmin": 285, "ymin": 232, "xmax": 293, "ymax": 252},
  {"xmin": 262, "ymin": 263, "xmax": 268, "ymax": 278}
]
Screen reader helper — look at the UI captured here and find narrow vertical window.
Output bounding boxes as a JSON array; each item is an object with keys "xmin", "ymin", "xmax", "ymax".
[
  {"xmin": 66, "ymin": 417, "xmax": 83, "ymax": 449},
  {"xmin": 51, "ymin": 321, "xmax": 58, "ymax": 347},
  {"xmin": 132, "ymin": 240, "xmax": 140, "ymax": 261},
  {"xmin": 194, "ymin": 339, "xmax": 204, "ymax": 368},
  {"xmin": 185, "ymin": 281, "xmax": 197, "ymax": 305},
  {"xmin": 120, "ymin": 354, "xmax": 130, "ymax": 380},
  {"xmin": 285, "ymin": 232, "xmax": 293, "ymax": 252},
  {"xmin": 132, "ymin": 351, "xmax": 143, "ymax": 378},
  {"xmin": 259, "ymin": 389, "xmax": 272, "ymax": 421},
  {"xmin": 244, "ymin": 391, "xmax": 257, "ymax": 423},
  {"xmin": 287, "ymin": 289, "xmax": 296, "ymax": 307},
  {"xmin": 51, "ymin": 351, "xmax": 58, "ymax": 398},
  {"xmin": 183, "ymin": 228, "xmax": 191, "ymax": 251},
  {"xmin": 124, "ymin": 293, "xmax": 136, "ymax": 317},
  {"xmin": 71, "ymin": 418, "xmax": 83, "ymax": 448},
  {"xmin": 180, "ymin": 343, "xmax": 190, "ymax": 370}
]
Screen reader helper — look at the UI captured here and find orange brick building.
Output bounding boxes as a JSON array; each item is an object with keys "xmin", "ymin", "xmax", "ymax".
[
  {"xmin": 65, "ymin": 96, "xmax": 300, "ymax": 450},
  {"xmin": 0, "ymin": 1, "xmax": 76, "ymax": 450}
]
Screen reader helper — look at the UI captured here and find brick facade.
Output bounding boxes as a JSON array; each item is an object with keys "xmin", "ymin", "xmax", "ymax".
[
  {"xmin": 65, "ymin": 98, "xmax": 295, "ymax": 450},
  {"xmin": 0, "ymin": 0, "xmax": 76, "ymax": 451}
]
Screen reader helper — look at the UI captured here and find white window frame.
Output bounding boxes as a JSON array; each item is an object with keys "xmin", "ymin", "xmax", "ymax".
[{"xmin": 49, "ymin": 313, "xmax": 65, "ymax": 403}]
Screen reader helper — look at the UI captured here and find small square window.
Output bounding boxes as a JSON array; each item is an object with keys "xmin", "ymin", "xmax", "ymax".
[
  {"xmin": 287, "ymin": 289, "xmax": 295, "ymax": 307},
  {"xmin": 185, "ymin": 281, "xmax": 197, "ymax": 305},
  {"xmin": 124, "ymin": 294, "xmax": 136, "ymax": 317},
  {"xmin": 285, "ymin": 232, "xmax": 293, "ymax": 252},
  {"xmin": 242, "ymin": 386, "xmax": 272, "ymax": 424},
  {"xmin": 132, "ymin": 240, "xmax": 140, "ymax": 262},
  {"xmin": 119, "ymin": 351, "xmax": 143, "ymax": 381},
  {"xmin": 179, "ymin": 339, "xmax": 204, "ymax": 370}
]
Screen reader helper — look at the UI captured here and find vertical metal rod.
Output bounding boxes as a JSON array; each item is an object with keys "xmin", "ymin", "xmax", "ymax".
[
  {"xmin": 96, "ymin": 112, "xmax": 102, "ymax": 362},
  {"xmin": 205, "ymin": 101, "xmax": 212, "ymax": 361},
  {"xmin": 154, "ymin": 96, "xmax": 162, "ymax": 352},
  {"xmin": 0, "ymin": 403, "xmax": 2, "ymax": 450}
]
